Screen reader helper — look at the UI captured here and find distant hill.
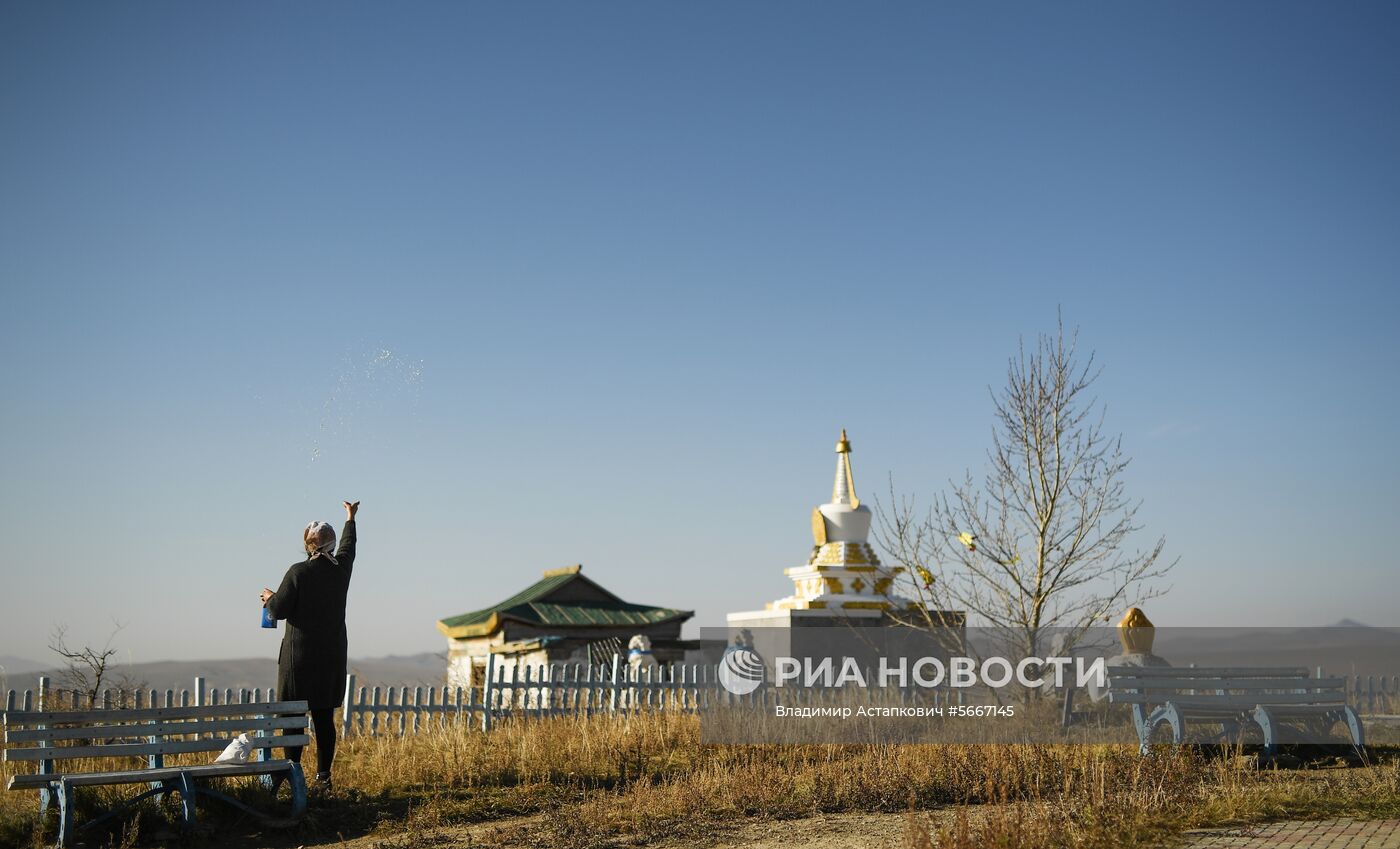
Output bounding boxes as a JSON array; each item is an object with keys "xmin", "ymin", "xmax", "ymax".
[
  {"xmin": 1145, "ymin": 625, "xmax": 1400, "ymax": 678},
  {"xmin": 1331, "ymin": 618, "xmax": 1371, "ymax": 629},
  {"xmin": 2, "ymin": 651, "xmax": 447, "ymax": 699},
  {"xmin": 0, "ymin": 655, "xmax": 50, "ymax": 675}
]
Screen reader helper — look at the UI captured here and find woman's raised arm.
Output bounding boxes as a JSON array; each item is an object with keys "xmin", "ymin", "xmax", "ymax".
[{"xmin": 337, "ymin": 500, "xmax": 359, "ymax": 571}]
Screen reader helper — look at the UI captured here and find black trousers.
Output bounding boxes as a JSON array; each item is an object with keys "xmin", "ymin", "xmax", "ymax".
[{"xmin": 282, "ymin": 707, "xmax": 337, "ymax": 777}]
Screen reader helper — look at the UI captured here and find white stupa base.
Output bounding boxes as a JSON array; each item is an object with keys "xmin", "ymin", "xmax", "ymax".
[{"xmin": 726, "ymin": 606, "xmax": 888, "ymax": 629}]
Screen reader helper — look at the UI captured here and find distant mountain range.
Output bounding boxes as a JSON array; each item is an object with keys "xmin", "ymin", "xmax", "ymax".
[
  {"xmin": 1, "ymin": 652, "xmax": 447, "ymax": 698},
  {"xmin": 1331, "ymin": 619, "xmax": 1372, "ymax": 629},
  {"xmin": 0, "ymin": 655, "xmax": 52, "ymax": 675},
  {"xmin": 1147, "ymin": 623, "xmax": 1400, "ymax": 678}
]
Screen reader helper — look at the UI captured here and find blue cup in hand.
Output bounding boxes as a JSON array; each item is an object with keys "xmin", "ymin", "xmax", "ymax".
[{"xmin": 261, "ymin": 606, "xmax": 277, "ymax": 629}]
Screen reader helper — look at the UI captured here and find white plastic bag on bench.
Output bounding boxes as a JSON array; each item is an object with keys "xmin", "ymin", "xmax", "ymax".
[{"xmin": 215, "ymin": 733, "xmax": 253, "ymax": 764}]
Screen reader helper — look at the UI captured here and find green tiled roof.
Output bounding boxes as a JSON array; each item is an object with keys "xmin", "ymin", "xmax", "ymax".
[
  {"xmin": 438, "ymin": 570, "xmax": 581, "ymax": 631},
  {"xmin": 523, "ymin": 601, "xmax": 687, "ymax": 627},
  {"xmin": 437, "ymin": 566, "xmax": 691, "ymax": 638}
]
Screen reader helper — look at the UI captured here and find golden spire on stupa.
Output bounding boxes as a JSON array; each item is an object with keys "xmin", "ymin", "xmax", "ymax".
[{"xmin": 832, "ymin": 428, "xmax": 858, "ymax": 508}]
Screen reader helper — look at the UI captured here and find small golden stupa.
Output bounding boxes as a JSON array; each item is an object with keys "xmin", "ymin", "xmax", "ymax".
[{"xmin": 1117, "ymin": 607, "xmax": 1155, "ymax": 655}]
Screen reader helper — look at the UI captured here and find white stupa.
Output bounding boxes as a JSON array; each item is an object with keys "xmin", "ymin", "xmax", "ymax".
[{"xmin": 728, "ymin": 430, "xmax": 929, "ymax": 629}]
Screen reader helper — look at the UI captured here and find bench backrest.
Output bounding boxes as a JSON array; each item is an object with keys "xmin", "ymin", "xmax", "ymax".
[
  {"xmin": 1104, "ymin": 667, "xmax": 1346, "ymax": 709},
  {"xmin": 2, "ymin": 701, "xmax": 311, "ymax": 766}
]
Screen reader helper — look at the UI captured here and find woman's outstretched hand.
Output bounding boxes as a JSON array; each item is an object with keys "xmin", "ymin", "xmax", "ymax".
[{"xmin": 344, "ymin": 501, "xmax": 360, "ymax": 520}]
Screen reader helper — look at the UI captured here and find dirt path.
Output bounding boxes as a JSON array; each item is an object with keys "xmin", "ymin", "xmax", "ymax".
[
  {"xmin": 276, "ymin": 811, "xmax": 919, "ymax": 849},
  {"xmin": 239, "ymin": 812, "xmax": 1400, "ymax": 849},
  {"xmin": 650, "ymin": 812, "xmax": 913, "ymax": 849}
]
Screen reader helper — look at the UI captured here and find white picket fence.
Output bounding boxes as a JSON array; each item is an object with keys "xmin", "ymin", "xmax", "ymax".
[
  {"xmin": 4, "ymin": 677, "xmax": 273, "ymax": 713},
  {"xmin": 1350, "ymin": 673, "xmax": 1400, "ymax": 716},
  {"xmin": 2, "ymin": 654, "xmax": 948, "ymax": 739},
  {"xmin": 341, "ymin": 654, "xmax": 725, "ymax": 737}
]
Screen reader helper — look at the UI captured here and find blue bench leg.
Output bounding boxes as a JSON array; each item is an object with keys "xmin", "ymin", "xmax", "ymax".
[
  {"xmin": 1140, "ymin": 704, "xmax": 1184, "ymax": 754},
  {"xmin": 1165, "ymin": 705, "xmax": 1186, "ymax": 745},
  {"xmin": 55, "ymin": 779, "xmax": 75, "ymax": 848},
  {"xmin": 1341, "ymin": 706, "xmax": 1365, "ymax": 753},
  {"xmin": 173, "ymin": 771, "xmax": 198, "ymax": 830},
  {"xmin": 287, "ymin": 763, "xmax": 308, "ymax": 818},
  {"xmin": 1253, "ymin": 706, "xmax": 1277, "ymax": 757},
  {"xmin": 1131, "ymin": 705, "xmax": 1151, "ymax": 755},
  {"xmin": 38, "ymin": 757, "xmax": 54, "ymax": 819}
]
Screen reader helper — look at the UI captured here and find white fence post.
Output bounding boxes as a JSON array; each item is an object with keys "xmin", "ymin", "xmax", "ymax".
[
  {"xmin": 35, "ymin": 676, "xmax": 53, "ymax": 812},
  {"xmin": 482, "ymin": 653, "xmax": 495, "ymax": 732},
  {"xmin": 342, "ymin": 674, "xmax": 356, "ymax": 738},
  {"xmin": 609, "ymin": 654, "xmax": 621, "ymax": 714}
]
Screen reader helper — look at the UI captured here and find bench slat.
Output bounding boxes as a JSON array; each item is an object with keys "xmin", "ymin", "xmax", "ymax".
[
  {"xmin": 2, "ymin": 701, "xmax": 308, "ymax": 727},
  {"xmin": 1167, "ymin": 702, "xmax": 1355, "ymax": 719},
  {"xmin": 1158, "ymin": 705, "xmax": 1257, "ymax": 716},
  {"xmin": 4, "ymin": 733, "xmax": 310, "ymax": 762},
  {"xmin": 1111, "ymin": 677, "xmax": 1346, "ymax": 691},
  {"xmin": 1255, "ymin": 704, "xmax": 1354, "ymax": 716},
  {"xmin": 7, "ymin": 759, "xmax": 297, "ymax": 790},
  {"xmin": 1109, "ymin": 692, "xmax": 1345, "ymax": 706},
  {"xmin": 5, "ymin": 715, "xmax": 308, "ymax": 744}
]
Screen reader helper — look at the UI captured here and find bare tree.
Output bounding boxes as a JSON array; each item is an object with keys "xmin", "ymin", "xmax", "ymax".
[
  {"xmin": 877, "ymin": 317, "xmax": 1174, "ymax": 668},
  {"xmin": 48, "ymin": 621, "xmax": 144, "ymax": 707}
]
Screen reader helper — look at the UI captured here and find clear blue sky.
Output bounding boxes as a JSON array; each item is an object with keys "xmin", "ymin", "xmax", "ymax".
[{"xmin": 2, "ymin": 2, "xmax": 1397, "ymax": 665}]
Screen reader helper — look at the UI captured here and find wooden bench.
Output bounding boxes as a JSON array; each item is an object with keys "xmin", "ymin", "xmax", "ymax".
[
  {"xmin": 3, "ymin": 700, "xmax": 310, "ymax": 847},
  {"xmin": 1104, "ymin": 667, "xmax": 1364, "ymax": 756}
]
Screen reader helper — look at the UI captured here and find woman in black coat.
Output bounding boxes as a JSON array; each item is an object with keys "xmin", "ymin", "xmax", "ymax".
[{"xmin": 260, "ymin": 500, "xmax": 359, "ymax": 790}]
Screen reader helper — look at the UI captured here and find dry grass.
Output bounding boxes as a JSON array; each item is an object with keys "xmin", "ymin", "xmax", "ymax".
[{"xmin": 2, "ymin": 713, "xmax": 1398, "ymax": 848}]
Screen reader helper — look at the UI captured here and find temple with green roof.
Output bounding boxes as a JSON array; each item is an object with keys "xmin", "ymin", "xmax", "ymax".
[{"xmin": 437, "ymin": 564, "xmax": 693, "ymax": 687}]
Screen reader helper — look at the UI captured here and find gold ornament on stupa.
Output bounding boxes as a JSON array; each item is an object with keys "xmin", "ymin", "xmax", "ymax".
[{"xmin": 1117, "ymin": 607, "xmax": 1155, "ymax": 655}]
